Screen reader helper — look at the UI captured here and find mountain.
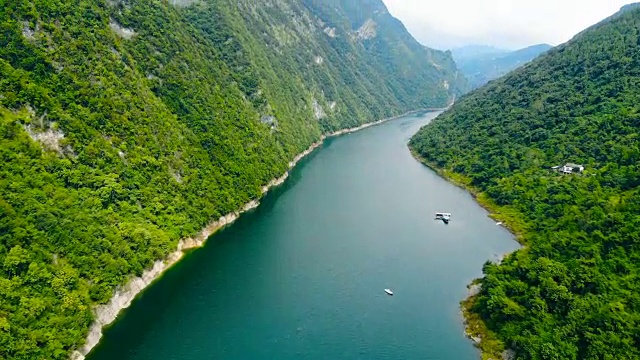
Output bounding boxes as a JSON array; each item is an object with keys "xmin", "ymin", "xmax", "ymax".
[
  {"xmin": 0, "ymin": 0, "xmax": 464, "ymax": 358},
  {"xmin": 450, "ymin": 44, "xmax": 508, "ymax": 61},
  {"xmin": 410, "ymin": 5, "xmax": 640, "ymax": 360},
  {"xmin": 453, "ymin": 43, "xmax": 552, "ymax": 89}
]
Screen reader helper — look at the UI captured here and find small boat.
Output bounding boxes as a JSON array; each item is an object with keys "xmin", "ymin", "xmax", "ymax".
[
  {"xmin": 384, "ymin": 289, "xmax": 393, "ymax": 296},
  {"xmin": 496, "ymin": 222, "xmax": 503, "ymax": 226},
  {"xmin": 435, "ymin": 212, "xmax": 452, "ymax": 224}
]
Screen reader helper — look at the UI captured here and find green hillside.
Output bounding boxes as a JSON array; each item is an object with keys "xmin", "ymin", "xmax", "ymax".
[
  {"xmin": 411, "ymin": 5, "xmax": 640, "ymax": 360},
  {"xmin": 0, "ymin": 0, "xmax": 464, "ymax": 358}
]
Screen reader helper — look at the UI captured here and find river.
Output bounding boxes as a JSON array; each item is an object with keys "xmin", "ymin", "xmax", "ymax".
[{"xmin": 88, "ymin": 111, "xmax": 519, "ymax": 360}]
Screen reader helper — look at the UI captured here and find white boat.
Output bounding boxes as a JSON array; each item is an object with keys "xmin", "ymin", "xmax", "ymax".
[
  {"xmin": 496, "ymin": 222, "xmax": 503, "ymax": 226},
  {"xmin": 384, "ymin": 288, "xmax": 393, "ymax": 296},
  {"xmin": 435, "ymin": 212, "xmax": 452, "ymax": 223}
]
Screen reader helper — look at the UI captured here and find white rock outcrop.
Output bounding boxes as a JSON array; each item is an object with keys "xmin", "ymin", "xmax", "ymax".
[
  {"xmin": 169, "ymin": 0, "xmax": 199, "ymax": 7},
  {"xmin": 312, "ymin": 99, "xmax": 326, "ymax": 120},
  {"xmin": 109, "ymin": 21, "xmax": 136, "ymax": 40},
  {"xmin": 24, "ymin": 124, "xmax": 66, "ymax": 154},
  {"xmin": 467, "ymin": 283, "xmax": 482, "ymax": 297},
  {"xmin": 22, "ymin": 21, "xmax": 36, "ymax": 41},
  {"xmin": 169, "ymin": 168, "xmax": 183, "ymax": 184},
  {"xmin": 323, "ymin": 27, "xmax": 336, "ymax": 38},
  {"xmin": 502, "ymin": 349, "xmax": 516, "ymax": 360},
  {"xmin": 356, "ymin": 19, "xmax": 377, "ymax": 40},
  {"xmin": 260, "ymin": 115, "xmax": 278, "ymax": 130}
]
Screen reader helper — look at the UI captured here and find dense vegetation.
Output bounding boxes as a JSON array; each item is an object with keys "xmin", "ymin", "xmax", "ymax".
[
  {"xmin": 0, "ymin": 0, "xmax": 464, "ymax": 358},
  {"xmin": 411, "ymin": 5, "xmax": 640, "ymax": 360},
  {"xmin": 452, "ymin": 44, "xmax": 552, "ymax": 89}
]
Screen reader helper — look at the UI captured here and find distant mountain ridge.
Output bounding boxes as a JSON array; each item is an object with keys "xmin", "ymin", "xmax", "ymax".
[
  {"xmin": 450, "ymin": 44, "xmax": 508, "ymax": 61},
  {"xmin": 452, "ymin": 43, "xmax": 553, "ymax": 88}
]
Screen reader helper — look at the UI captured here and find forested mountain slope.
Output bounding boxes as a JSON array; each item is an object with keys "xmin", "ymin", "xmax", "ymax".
[
  {"xmin": 411, "ymin": 5, "xmax": 640, "ymax": 359},
  {"xmin": 453, "ymin": 43, "xmax": 552, "ymax": 89},
  {"xmin": 0, "ymin": 0, "xmax": 464, "ymax": 358}
]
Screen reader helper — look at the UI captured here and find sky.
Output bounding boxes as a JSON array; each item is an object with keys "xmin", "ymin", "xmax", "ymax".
[{"xmin": 382, "ymin": 0, "xmax": 637, "ymax": 50}]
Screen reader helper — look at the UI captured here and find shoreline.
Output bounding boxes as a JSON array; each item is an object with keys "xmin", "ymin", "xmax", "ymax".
[
  {"xmin": 408, "ymin": 150, "xmax": 525, "ymax": 360},
  {"xmin": 71, "ymin": 106, "xmax": 446, "ymax": 360},
  {"xmin": 408, "ymin": 150, "xmax": 527, "ymax": 242}
]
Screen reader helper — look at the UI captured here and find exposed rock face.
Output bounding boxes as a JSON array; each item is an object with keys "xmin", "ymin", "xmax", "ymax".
[
  {"xmin": 24, "ymin": 124, "xmax": 67, "ymax": 154},
  {"xmin": 71, "ymin": 251, "xmax": 184, "ymax": 359},
  {"xmin": 356, "ymin": 19, "xmax": 377, "ymax": 40},
  {"xmin": 502, "ymin": 349, "xmax": 516, "ymax": 360},
  {"xmin": 312, "ymin": 99, "xmax": 326, "ymax": 120},
  {"xmin": 169, "ymin": 0, "xmax": 199, "ymax": 7},
  {"xmin": 22, "ymin": 21, "xmax": 36, "ymax": 40},
  {"xmin": 106, "ymin": 0, "xmax": 129, "ymax": 7},
  {"xmin": 260, "ymin": 115, "xmax": 278, "ymax": 129},
  {"xmin": 109, "ymin": 20, "xmax": 136, "ymax": 39},
  {"xmin": 23, "ymin": 105, "xmax": 77, "ymax": 157},
  {"xmin": 467, "ymin": 283, "xmax": 482, "ymax": 297},
  {"xmin": 323, "ymin": 27, "xmax": 336, "ymax": 38},
  {"xmin": 169, "ymin": 168, "xmax": 183, "ymax": 183}
]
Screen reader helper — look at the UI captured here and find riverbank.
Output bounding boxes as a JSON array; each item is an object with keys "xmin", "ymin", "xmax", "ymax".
[
  {"xmin": 408, "ymin": 150, "xmax": 526, "ymax": 360},
  {"xmin": 408, "ymin": 150, "xmax": 527, "ymax": 242},
  {"xmin": 71, "ymin": 107, "xmax": 444, "ymax": 360}
]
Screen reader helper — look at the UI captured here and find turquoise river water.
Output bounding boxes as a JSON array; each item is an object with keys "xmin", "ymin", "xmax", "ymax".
[{"xmin": 88, "ymin": 111, "xmax": 519, "ymax": 360}]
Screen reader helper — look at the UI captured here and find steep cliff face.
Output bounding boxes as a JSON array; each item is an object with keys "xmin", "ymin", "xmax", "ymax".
[
  {"xmin": 0, "ymin": 1, "xmax": 462, "ymax": 359},
  {"xmin": 304, "ymin": 0, "xmax": 468, "ymax": 103},
  {"xmin": 186, "ymin": 0, "xmax": 466, "ymax": 135}
]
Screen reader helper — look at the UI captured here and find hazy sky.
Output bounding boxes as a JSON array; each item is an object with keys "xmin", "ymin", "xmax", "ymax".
[{"xmin": 382, "ymin": 0, "xmax": 637, "ymax": 50}]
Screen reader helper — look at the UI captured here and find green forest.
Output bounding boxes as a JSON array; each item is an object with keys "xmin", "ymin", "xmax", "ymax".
[
  {"xmin": 411, "ymin": 5, "xmax": 640, "ymax": 360},
  {"xmin": 0, "ymin": 0, "xmax": 464, "ymax": 359}
]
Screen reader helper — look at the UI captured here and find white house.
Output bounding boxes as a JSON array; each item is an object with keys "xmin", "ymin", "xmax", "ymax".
[{"xmin": 561, "ymin": 163, "xmax": 584, "ymax": 174}]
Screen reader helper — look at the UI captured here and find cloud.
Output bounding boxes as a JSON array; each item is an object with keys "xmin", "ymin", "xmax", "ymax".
[{"xmin": 382, "ymin": 0, "xmax": 637, "ymax": 49}]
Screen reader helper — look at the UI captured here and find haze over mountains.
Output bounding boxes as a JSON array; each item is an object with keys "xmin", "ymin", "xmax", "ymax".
[
  {"xmin": 382, "ymin": 0, "xmax": 638, "ymax": 50},
  {"xmin": 452, "ymin": 43, "xmax": 553, "ymax": 89}
]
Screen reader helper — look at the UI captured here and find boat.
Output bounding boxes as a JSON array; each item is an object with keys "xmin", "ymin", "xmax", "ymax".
[
  {"xmin": 434, "ymin": 212, "xmax": 452, "ymax": 224},
  {"xmin": 496, "ymin": 222, "xmax": 503, "ymax": 226},
  {"xmin": 384, "ymin": 289, "xmax": 393, "ymax": 296}
]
